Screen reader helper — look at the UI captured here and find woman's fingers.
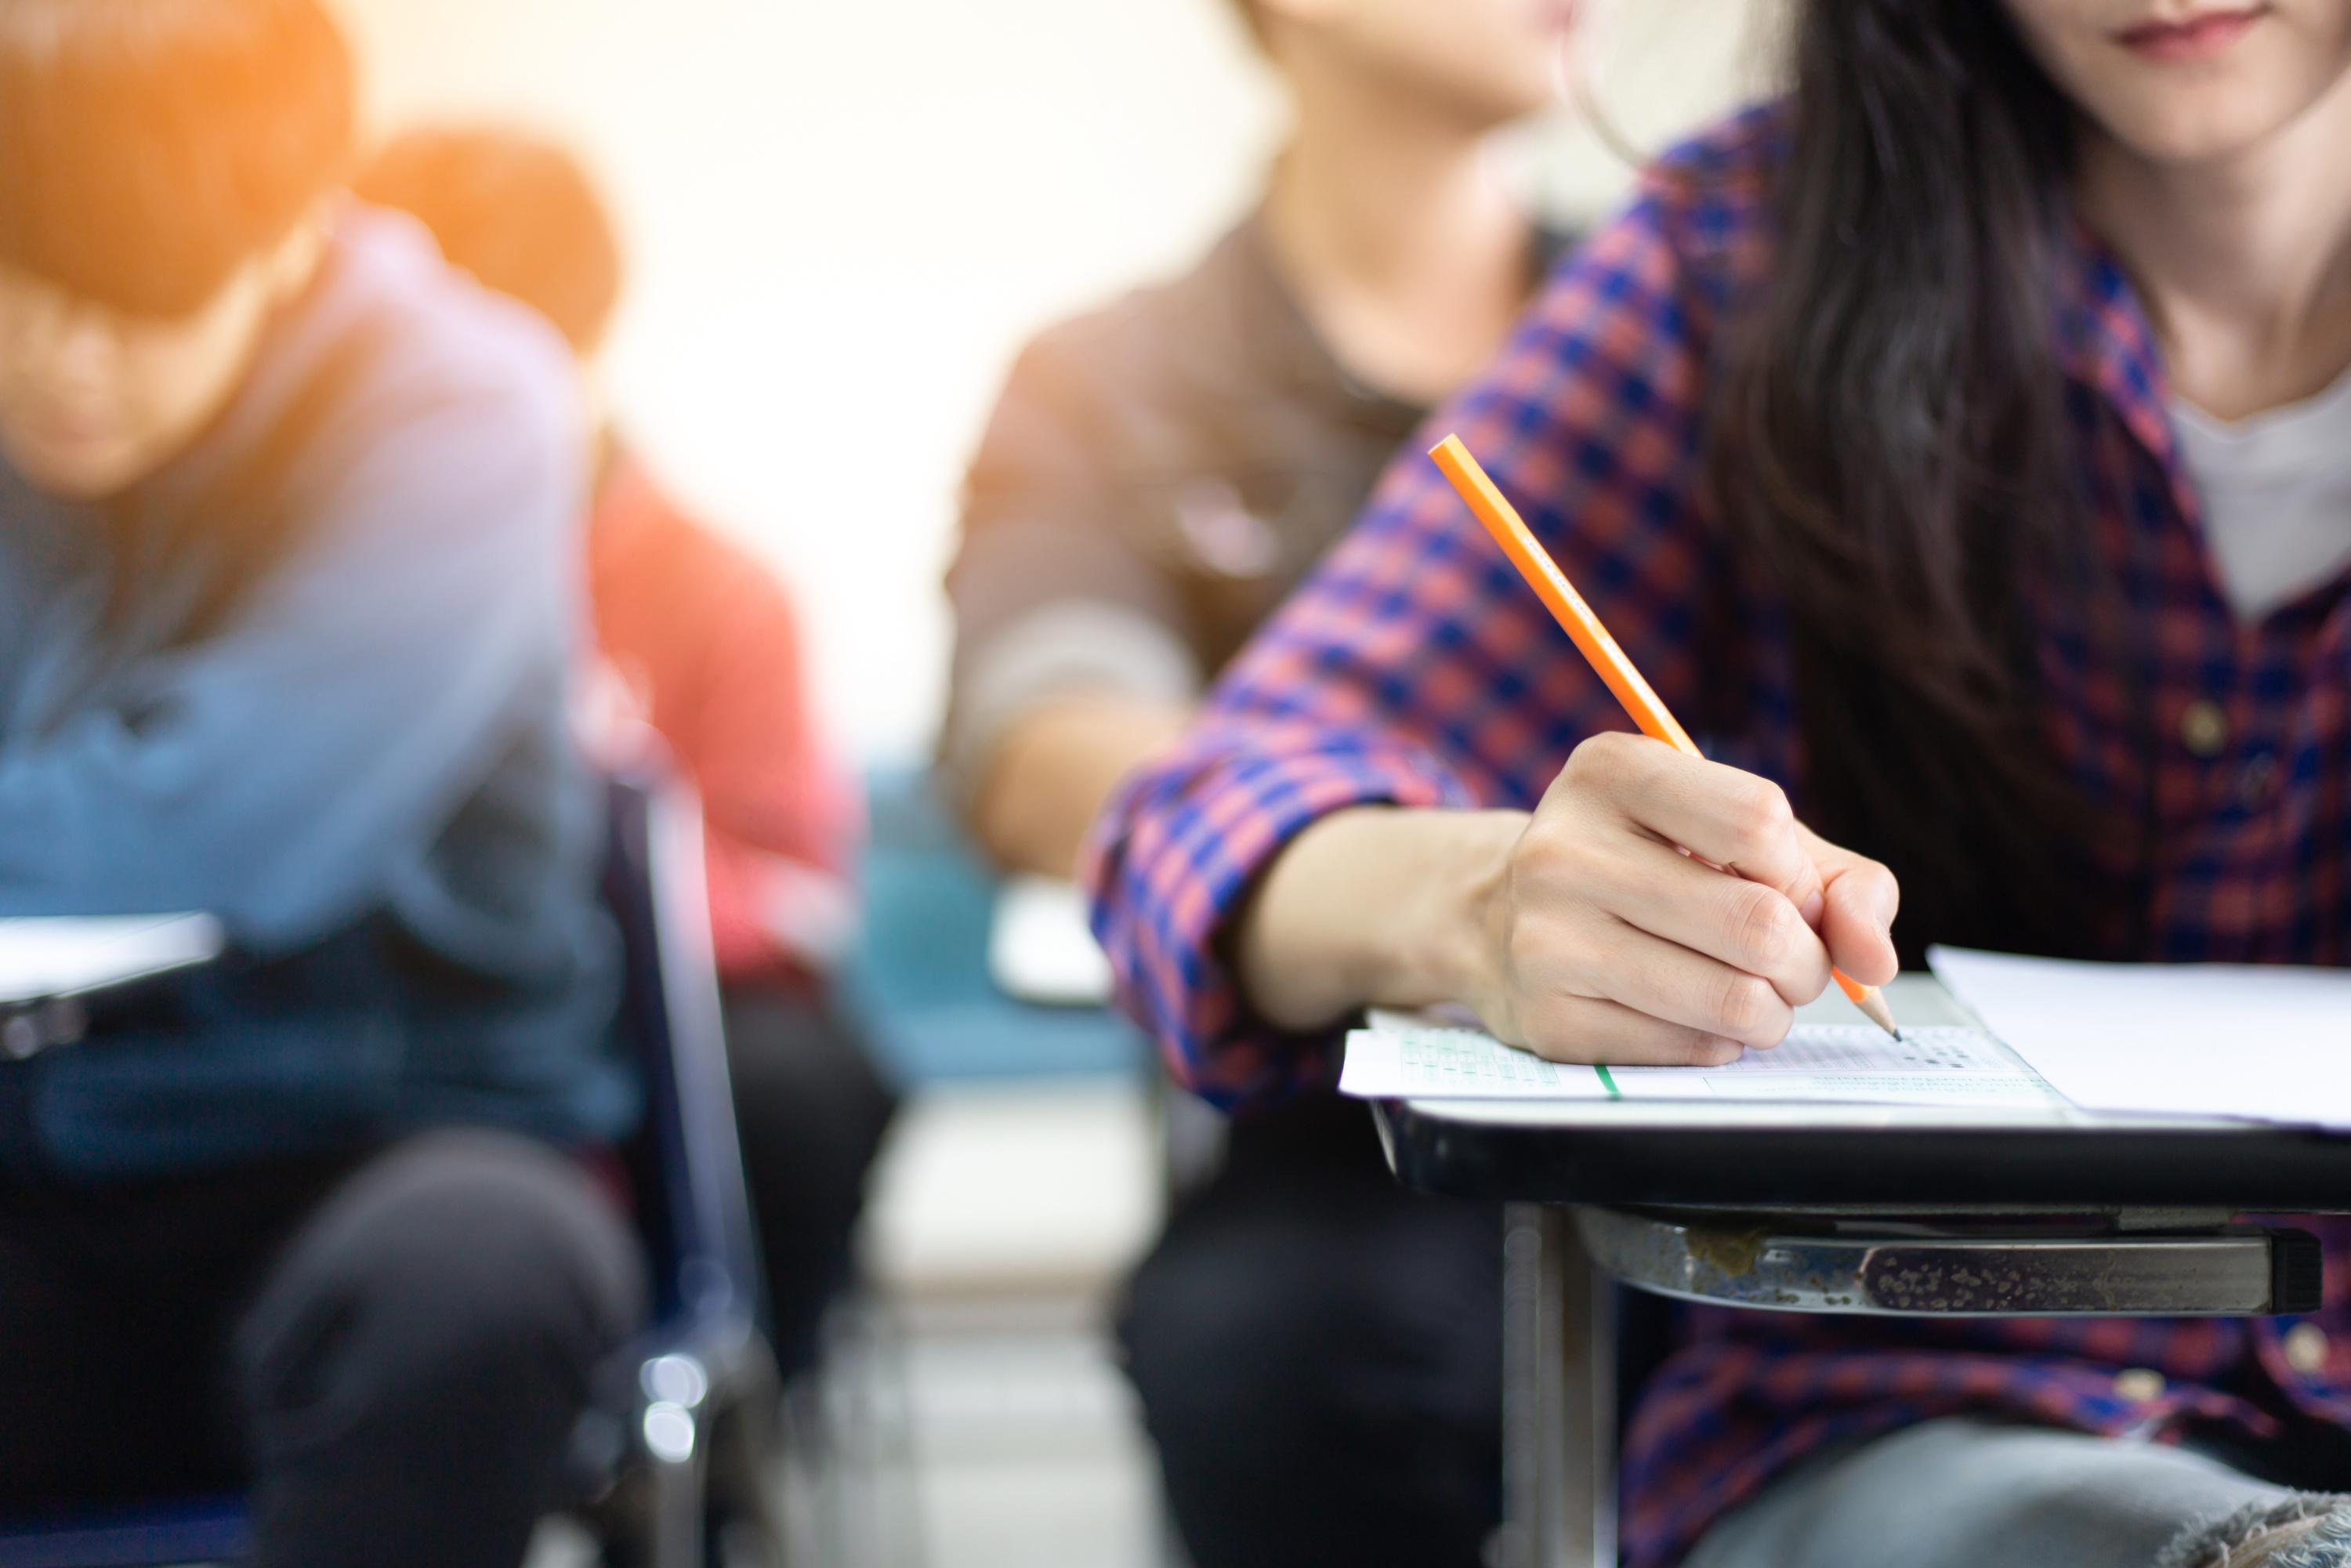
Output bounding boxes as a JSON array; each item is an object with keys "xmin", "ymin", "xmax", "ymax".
[
  {"xmin": 1512, "ymin": 990, "xmax": 1748, "ymax": 1067},
  {"xmin": 1490, "ymin": 739, "xmax": 1908, "ymax": 1063},
  {"xmin": 1582, "ymin": 830, "xmax": 1833, "ymax": 1007},
  {"xmin": 1563, "ymin": 731, "xmax": 1827, "ymax": 918},
  {"xmin": 1802, "ymin": 824, "xmax": 1901, "ymax": 987},
  {"xmin": 1582, "ymin": 917, "xmax": 1797, "ymax": 1048}
]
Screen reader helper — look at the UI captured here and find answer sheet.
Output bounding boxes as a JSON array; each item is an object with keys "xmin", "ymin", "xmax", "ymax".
[
  {"xmin": 1339, "ymin": 1010, "xmax": 2063, "ymax": 1107},
  {"xmin": 1929, "ymin": 946, "xmax": 2351, "ymax": 1129}
]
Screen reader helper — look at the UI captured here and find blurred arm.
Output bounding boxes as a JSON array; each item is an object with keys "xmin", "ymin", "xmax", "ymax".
[
  {"xmin": 944, "ymin": 334, "xmax": 1202, "ymax": 876},
  {"xmin": 971, "ymin": 690, "xmax": 1192, "ymax": 880}
]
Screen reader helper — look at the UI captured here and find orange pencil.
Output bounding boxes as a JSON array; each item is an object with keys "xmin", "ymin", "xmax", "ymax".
[{"xmin": 1428, "ymin": 433, "xmax": 1902, "ymax": 1041}]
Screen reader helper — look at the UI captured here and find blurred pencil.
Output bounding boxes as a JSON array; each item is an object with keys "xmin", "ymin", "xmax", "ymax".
[{"xmin": 1428, "ymin": 433, "xmax": 1902, "ymax": 1041}]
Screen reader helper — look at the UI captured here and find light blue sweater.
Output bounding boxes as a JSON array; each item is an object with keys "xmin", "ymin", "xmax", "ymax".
[{"xmin": 0, "ymin": 207, "xmax": 637, "ymax": 1182}]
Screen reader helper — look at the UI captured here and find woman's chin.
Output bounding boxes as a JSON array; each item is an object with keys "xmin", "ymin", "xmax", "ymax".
[{"xmin": 0, "ymin": 430, "xmax": 144, "ymax": 503}]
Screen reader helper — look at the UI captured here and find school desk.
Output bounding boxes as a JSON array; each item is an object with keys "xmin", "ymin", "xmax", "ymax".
[
  {"xmin": 0, "ymin": 913, "xmax": 223, "ymax": 1060},
  {"xmin": 1365, "ymin": 973, "xmax": 2351, "ymax": 1568}
]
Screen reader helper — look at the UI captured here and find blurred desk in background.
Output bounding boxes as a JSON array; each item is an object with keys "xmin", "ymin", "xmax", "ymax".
[
  {"xmin": 988, "ymin": 876, "xmax": 1113, "ymax": 1009},
  {"xmin": 0, "ymin": 914, "xmax": 224, "ymax": 1060}
]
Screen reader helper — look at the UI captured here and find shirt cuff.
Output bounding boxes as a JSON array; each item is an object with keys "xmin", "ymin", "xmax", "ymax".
[{"xmin": 1085, "ymin": 727, "xmax": 1473, "ymax": 1111}]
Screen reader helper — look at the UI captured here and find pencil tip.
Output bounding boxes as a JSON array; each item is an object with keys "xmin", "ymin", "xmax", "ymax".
[{"xmin": 1853, "ymin": 987, "xmax": 1903, "ymax": 1041}]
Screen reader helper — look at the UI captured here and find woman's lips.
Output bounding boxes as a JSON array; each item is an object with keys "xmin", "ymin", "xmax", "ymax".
[{"xmin": 2114, "ymin": 6, "xmax": 2268, "ymax": 62}]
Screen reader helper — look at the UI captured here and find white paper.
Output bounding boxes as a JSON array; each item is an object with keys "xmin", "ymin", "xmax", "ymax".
[
  {"xmin": 987, "ymin": 876, "xmax": 1114, "ymax": 1007},
  {"xmin": 1929, "ymin": 946, "xmax": 2351, "ymax": 1129},
  {"xmin": 1340, "ymin": 1012, "xmax": 2060, "ymax": 1107},
  {"xmin": 0, "ymin": 914, "xmax": 225, "ymax": 1005}
]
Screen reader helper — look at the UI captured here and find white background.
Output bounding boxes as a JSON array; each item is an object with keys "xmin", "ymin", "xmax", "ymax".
[{"xmin": 335, "ymin": 0, "xmax": 1773, "ymax": 763}]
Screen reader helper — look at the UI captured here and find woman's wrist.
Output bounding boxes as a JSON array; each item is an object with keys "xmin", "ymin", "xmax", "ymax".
[
  {"xmin": 1370, "ymin": 806, "xmax": 1522, "ymax": 1013},
  {"xmin": 1233, "ymin": 804, "xmax": 1527, "ymax": 1032}
]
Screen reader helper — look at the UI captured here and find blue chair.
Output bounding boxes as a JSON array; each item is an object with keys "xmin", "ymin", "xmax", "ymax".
[
  {"xmin": 839, "ymin": 765, "xmax": 1147, "ymax": 1085},
  {"xmin": 0, "ymin": 772, "xmax": 781, "ymax": 1568}
]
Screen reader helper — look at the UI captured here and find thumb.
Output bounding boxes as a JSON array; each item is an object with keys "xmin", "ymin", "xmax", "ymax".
[{"xmin": 1797, "ymin": 824, "xmax": 1900, "ymax": 987}]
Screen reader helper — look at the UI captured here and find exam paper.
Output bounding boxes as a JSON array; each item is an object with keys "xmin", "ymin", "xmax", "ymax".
[
  {"xmin": 1339, "ymin": 1011, "xmax": 2061, "ymax": 1106},
  {"xmin": 1929, "ymin": 946, "xmax": 2351, "ymax": 1129},
  {"xmin": 0, "ymin": 914, "xmax": 226, "ymax": 1005}
]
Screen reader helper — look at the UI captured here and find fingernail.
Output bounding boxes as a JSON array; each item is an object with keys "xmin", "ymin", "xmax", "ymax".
[{"xmin": 1800, "ymin": 889, "xmax": 1825, "ymax": 925}]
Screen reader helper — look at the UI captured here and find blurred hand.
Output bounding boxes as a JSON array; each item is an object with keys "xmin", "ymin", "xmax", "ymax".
[{"xmin": 1465, "ymin": 731, "xmax": 1900, "ymax": 1065}]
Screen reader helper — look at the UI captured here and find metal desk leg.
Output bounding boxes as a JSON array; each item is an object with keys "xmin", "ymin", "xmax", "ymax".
[{"xmin": 1502, "ymin": 1205, "xmax": 1617, "ymax": 1568}]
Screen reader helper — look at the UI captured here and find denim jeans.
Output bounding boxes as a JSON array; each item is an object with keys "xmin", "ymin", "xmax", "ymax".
[{"xmin": 1686, "ymin": 1418, "xmax": 2351, "ymax": 1568}]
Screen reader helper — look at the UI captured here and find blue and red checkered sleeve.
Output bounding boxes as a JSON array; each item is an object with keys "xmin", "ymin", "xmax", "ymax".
[{"xmin": 1086, "ymin": 171, "xmax": 1734, "ymax": 1110}]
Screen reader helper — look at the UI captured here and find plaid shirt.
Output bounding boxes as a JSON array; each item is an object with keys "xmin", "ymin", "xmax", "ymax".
[{"xmin": 1088, "ymin": 107, "xmax": 2351, "ymax": 1566}]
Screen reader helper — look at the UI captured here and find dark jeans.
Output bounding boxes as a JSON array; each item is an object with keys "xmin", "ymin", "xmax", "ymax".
[
  {"xmin": 1118, "ymin": 1092, "xmax": 1504, "ymax": 1568},
  {"xmin": 720, "ymin": 987, "xmax": 899, "ymax": 1377},
  {"xmin": 0, "ymin": 1130, "xmax": 644, "ymax": 1568}
]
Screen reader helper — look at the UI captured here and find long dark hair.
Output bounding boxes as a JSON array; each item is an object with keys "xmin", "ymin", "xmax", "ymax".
[{"xmin": 1709, "ymin": 0, "xmax": 2135, "ymax": 960}]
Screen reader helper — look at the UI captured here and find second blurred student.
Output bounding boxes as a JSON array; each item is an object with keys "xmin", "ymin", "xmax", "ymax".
[
  {"xmin": 357, "ymin": 129, "xmax": 900, "ymax": 1376},
  {"xmin": 943, "ymin": 2, "xmax": 1578, "ymax": 1563}
]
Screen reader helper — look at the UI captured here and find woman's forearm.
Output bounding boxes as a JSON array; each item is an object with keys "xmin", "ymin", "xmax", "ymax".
[{"xmin": 1232, "ymin": 805, "xmax": 1526, "ymax": 1032}]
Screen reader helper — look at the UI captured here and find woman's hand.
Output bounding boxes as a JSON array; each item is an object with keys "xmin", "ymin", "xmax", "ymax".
[{"xmin": 1460, "ymin": 732, "xmax": 1900, "ymax": 1065}]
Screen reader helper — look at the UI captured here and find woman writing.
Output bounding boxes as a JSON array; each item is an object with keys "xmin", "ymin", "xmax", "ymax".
[{"xmin": 1092, "ymin": 1, "xmax": 2351, "ymax": 1563}]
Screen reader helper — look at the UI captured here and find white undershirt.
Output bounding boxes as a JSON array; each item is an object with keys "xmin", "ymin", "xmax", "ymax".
[{"xmin": 2172, "ymin": 363, "xmax": 2351, "ymax": 622}]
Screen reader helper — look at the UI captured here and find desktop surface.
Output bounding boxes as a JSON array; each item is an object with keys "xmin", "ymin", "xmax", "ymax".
[{"xmin": 1373, "ymin": 976, "xmax": 2351, "ymax": 1212}]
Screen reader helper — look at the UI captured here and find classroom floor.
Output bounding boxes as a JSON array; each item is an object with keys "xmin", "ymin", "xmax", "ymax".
[
  {"xmin": 822, "ymin": 1076, "xmax": 1168, "ymax": 1568},
  {"xmin": 773, "ymin": 1295, "xmax": 1165, "ymax": 1568}
]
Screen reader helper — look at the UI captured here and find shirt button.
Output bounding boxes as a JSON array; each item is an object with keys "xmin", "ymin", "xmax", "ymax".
[
  {"xmin": 2114, "ymin": 1367, "xmax": 2167, "ymax": 1402},
  {"xmin": 2237, "ymin": 751, "xmax": 2278, "ymax": 806},
  {"xmin": 2179, "ymin": 700, "xmax": 2230, "ymax": 758},
  {"xmin": 2285, "ymin": 1323, "xmax": 2331, "ymax": 1376}
]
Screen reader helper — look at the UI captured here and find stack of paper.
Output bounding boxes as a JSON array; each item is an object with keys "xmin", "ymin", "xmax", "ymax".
[{"xmin": 1927, "ymin": 946, "xmax": 2351, "ymax": 1131}]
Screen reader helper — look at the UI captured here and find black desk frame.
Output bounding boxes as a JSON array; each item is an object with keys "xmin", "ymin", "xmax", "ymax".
[{"xmin": 1375, "ymin": 1099, "xmax": 2351, "ymax": 1568}]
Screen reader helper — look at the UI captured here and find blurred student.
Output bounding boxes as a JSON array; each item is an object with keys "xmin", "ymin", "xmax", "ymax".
[
  {"xmin": 942, "ymin": 2, "xmax": 1575, "ymax": 1563},
  {"xmin": 357, "ymin": 127, "xmax": 900, "ymax": 1375},
  {"xmin": 1094, "ymin": 1, "xmax": 2351, "ymax": 1566},
  {"xmin": 0, "ymin": 3, "xmax": 643, "ymax": 1565}
]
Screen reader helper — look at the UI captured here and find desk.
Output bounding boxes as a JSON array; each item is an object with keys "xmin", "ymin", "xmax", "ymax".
[
  {"xmin": 1375, "ymin": 976, "xmax": 2351, "ymax": 1212},
  {"xmin": 1367, "ymin": 976, "xmax": 2351, "ymax": 1568},
  {"xmin": 0, "ymin": 914, "xmax": 223, "ymax": 1059}
]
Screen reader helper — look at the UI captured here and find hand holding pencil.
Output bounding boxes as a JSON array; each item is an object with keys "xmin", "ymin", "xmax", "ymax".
[{"xmin": 1429, "ymin": 434, "xmax": 1904, "ymax": 1054}]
